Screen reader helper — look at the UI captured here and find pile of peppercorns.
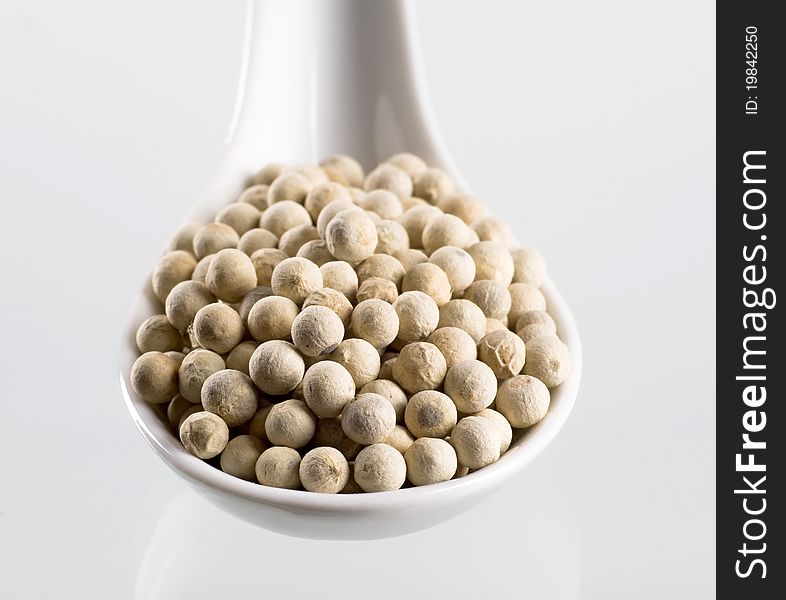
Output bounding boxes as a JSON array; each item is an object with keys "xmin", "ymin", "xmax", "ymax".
[{"xmin": 130, "ymin": 153, "xmax": 572, "ymax": 494}]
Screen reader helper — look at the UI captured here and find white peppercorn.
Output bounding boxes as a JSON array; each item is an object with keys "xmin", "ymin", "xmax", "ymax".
[
  {"xmin": 393, "ymin": 342, "xmax": 447, "ymax": 394},
  {"xmin": 438, "ymin": 193, "xmax": 486, "ymax": 225},
  {"xmin": 279, "ymin": 224, "xmax": 320, "ymax": 257},
  {"xmin": 405, "ymin": 390, "xmax": 457, "ymax": 439},
  {"xmin": 192, "ymin": 303, "xmax": 244, "ymax": 354},
  {"xmin": 398, "ymin": 204, "xmax": 442, "ymax": 249},
  {"xmin": 496, "ymin": 374, "xmax": 550, "ymax": 428},
  {"xmin": 468, "ymin": 241, "xmax": 514, "ymax": 285},
  {"xmin": 178, "ymin": 348, "xmax": 225, "ymax": 403},
  {"xmin": 255, "ymin": 446, "xmax": 301, "ymax": 489},
  {"xmin": 296, "ymin": 239, "xmax": 334, "ymax": 266},
  {"xmin": 238, "ymin": 228, "xmax": 278, "ymax": 255},
  {"xmin": 130, "ymin": 351, "xmax": 179, "ymax": 403},
  {"xmin": 364, "ymin": 163, "xmax": 413, "ymax": 201},
  {"xmin": 180, "ymin": 411, "xmax": 229, "ymax": 459},
  {"xmin": 205, "ymin": 248, "xmax": 257, "ymax": 303},
  {"xmin": 437, "ymin": 299, "xmax": 487, "ymax": 343},
  {"xmin": 201, "ymin": 369, "xmax": 258, "ymax": 427},
  {"xmin": 304, "ymin": 181, "xmax": 352, "ymax": 221},
  {"xmin": 152, "ymin": 250, "xmax": 198, "ymax": 304},
  {"xmin": 250, "ymin": 247, "xmax": 288, "ymax": 287},
  {"xmin": 249, "ymin": 340, "xmax": 305, "ymax": 395},
  {"xmin": 289, "ymin": 164, "xmax": 329, "ymax": 185},
  {"xmin": 402, "ymin": 196, "xmax": 427, "ymax": 210},
  {"xmin": 357, "ymin": 254, "xmax": 406, "ymax": 286},
  {"xmin": 136, "ymin": 314, "xmax": 182, "ymax": 353},
  {"xmin": 518, "ymin": 323, "xmax": 557, "ymax": 343},
  {"xmin": 387, "ymin": 336, "xmax": 408, "ymax": 353},
  {"xmin": 247, "ymin": 295, "xmax": 298, "ymax": 342},
  {"xmin": 315, "ymin": 199, "xmax": 358, "ymax": 238},
  {"xmin": 336, "ymin": 464, "xmax": 361, "ymax": 493},
  {"xmin": 428, "ymin": 246, "xmax": 476, "ymax": 293},
  {"xmin": 473, "ymin": 216, "xmax": 514, "ymax": 247},
  {"xmin": 238, "ymin": 286, "xmax": 274, "ymax": 325},
  {"xmin": 477, "ymin": 329, "xmax": 526, "ymax": 379},
  {"xmin": 515, "ymin": 309, "xmax": 557, "ymax": 334},
  {"xmin": 238, "ymin": 184, "xmax": 269, "ymax": 211},
  {"xmin": 329, "ymin": 338, "xmax": 381, "ymax": 388},
  {"xmin": 169, "ymin": 223, "xmax": 200, "ymax": 253},
  {"xmin": 290, "ymin": 376, "xmax": 309, "ymax": 401},
  {"xmin": 402, "ymin": 262, "xmax": 452, "ymax": 307},
  {"xmin": 427, "ymin": 327, "xmax": 477, "ymax": 369},
  {"xmin": 291, "ymin": 305, "xmax": 345, "ymax": 357},
  {"xmin": 511, "ymin": 245, "xmax": 547, "ymax": 287},
  {"xmin": 167, "ymin": 394, "xmax": 193, "ymax": 428},
  {"xmin": 359, "ymin": 189, "xmax": 403, "ymax": 219},
  {"xmin": 319, "ymin": 154, "xmax": 364, "ymax": 187},
  {"xmin": 359, "ymin": 379, "xmax": 408, "ymax": 423},
  {"xmin": 191, "ymin": 255, "xmax": 212, "ymax": 283},
  {"xmin": 220, "ymin": 435, "xmax": 266, "ymax": 481},
  {"xmin": 267, "ymin": 171, "xmax": 312, "ymax": 205},
  {"xmin": 421, "ymin": 213, "xmax": 475, "ymax": 255},
  {"xmin": 393, "ymin": 291, "xmax": 439, "ymax": 342},
  {"xmin": 215, "ymin": 202, "xmax": 261, "ymax": 235},
  {"xmin": 384, "ymin": 425, "xmax": 415, "ymax": 454},
  {"xmin": 193, "ymin": 223, "xmax": 239, "ymax": 260},
  {"xmin": 413, "ymin": 167, "xmax": 455, "ymax": 204},
  {"xmin": 444, "ymin": 359, "xmax": 497, "ymax": 413},
  {"xmin": 508, "ymin": 283, "xmax": 547, "ymax": 325},
  {"xmin": 259, "ymin": 200, "xmax": 312, "ymax": 238},
  {"xmin": 393, "ymin": 248, "xmax": 429, "ymax": 271},
  {"xmin": 365, "ymin": 210, "xmax": 382, "ymax": 225},
  {"xmin": 375, "ymin": 219, "xmax": 410, "ymax": 255},
  {"xmin": 384, "ymin": 152, "xmax": 428, "ymax": 180},
  {"xmin": 341, "ymin": 393, "xmax": 397, "ymax": 445},
  {"xmin": 312, "ymin": 418, "xmax": 362, "ymax": 460},
  {"xmin": 485, "ymin": 318, "xmax": 508, "ymax": 335},
  {"xmin": 404, "ymin": 438, "xmax": 457, "ymax": 486},
  {"xmin": 522, "ymin": 336, "xmax": 572, "ymax": 388},
  {"xmin": 249, "ymin": 162, "xmax": 286, "ymax": 186},
  {"xmin": 339, "ymin": 461, "xmax": 363, "ymax": 494},
  {"xmin": 450, "ymin": 416, "xmax": 500, "ymax": 469},
  {"xmin": 354, "ymin": 443, "xmax": 407, "ymax": 492},
  {"xmin": 379, "ymin": 357, "xmax": 396, "ymax": 380},
  {"xmin": 325, "ymin": 209, "xmax": 378, "ymax": 263},
  {"xmin": 271, "ymin": 256, "xmax": 323, "ymax": 305},
  {"xmin": 474, "ymin": 408, "xmax": 513, "ymax": 454},
  {"xmin": 463, "ymin": 280, "xmax": 512, "ymax": 320},
  {"xmin": 265, "ymin": 399, "xmax": 316, "ymax": 448},
  {"xmin": 346, "ymin": 187, "xmax": 365, "ymax": 203},
  {"xmin": 303, "ymin": 287, "xmax": 353, "ymax": 327},
  {"xmin": 454, "ymin": 465, "xmax": 470, "ymax": 479},
  {"xmin": 248, "ymin": 404, "xmax": 273, "ymax": 443},
  {"xmin": 320, "ymin": 261, "xmax": 358, "ymax": 303},
  {"xmin": 300, "ymin": 447, "xmax": 350, "ymax": 493},
  {"xmin": 350, "ymin": 299, "xmax": 399, "ymax": 349},
  {"xmin": 177, "ymin": 404, "xmax": 202, "ymax": 430},
  {"xmin": 226, "ymin": 341, "xmax": 259, "ymax": 375},
  {"xmin": 357, "ymin": 277, "xmax": 398, "ymax": 304},
  {"xmin": 165, "ymin": 350, "xmax": 186, "ymax": 367}
]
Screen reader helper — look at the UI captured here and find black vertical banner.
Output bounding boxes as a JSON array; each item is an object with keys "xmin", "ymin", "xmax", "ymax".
[{"xmin": 718, "ymin": 3, "xmax": 785, "ymax": 597}]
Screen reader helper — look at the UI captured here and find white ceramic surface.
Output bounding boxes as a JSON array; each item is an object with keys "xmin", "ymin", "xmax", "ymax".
[{"xmin": 119, "ymin": 0, "xmax": 582, "ymax": 540}]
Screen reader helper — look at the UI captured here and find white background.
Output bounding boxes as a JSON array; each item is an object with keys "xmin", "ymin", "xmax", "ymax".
[{"xmin": 0, "ymin": 0, "xmax": 715, "ymax": 598}]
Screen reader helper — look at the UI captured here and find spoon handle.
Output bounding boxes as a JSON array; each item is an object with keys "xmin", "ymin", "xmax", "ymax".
[{"xmin": 225, "ymin": 0, "xmax": 460, "ymax": 178}]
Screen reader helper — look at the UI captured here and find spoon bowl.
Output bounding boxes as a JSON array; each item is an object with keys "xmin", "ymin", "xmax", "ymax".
[{"xmin": 120, "ymin": 0, "xmax": 582, "ymax": 540}]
